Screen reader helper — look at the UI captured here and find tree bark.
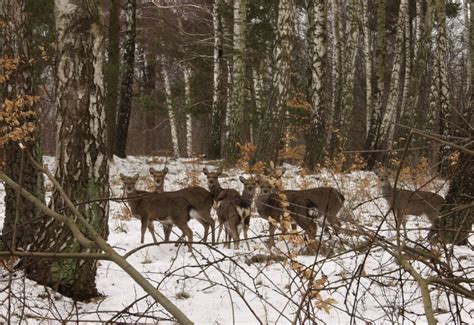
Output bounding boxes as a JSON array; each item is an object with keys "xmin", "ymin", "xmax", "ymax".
[
  {"xmin": 184, "ymin": 66, "xmax": 193, "ymax": 157},
  {"xmin": 304, "ymin": 0, "xmax": 327, "ymax": 169},
  {"xmin": 254, "ymin": 0, "xmax": 295, "ymax": 163},
  {"xmin": 0, "ymin": 0, "xmax": 45, "ymax": 251},
  {"xmin": 209, "ymin": 0, "xmax": 225, "ymax": 159},
  {"xmin": 224, "ymin": 0, "xmax": 247, "ymax": 163},
  {"xmin": 115, "ymin": 0, "xmax": 136, "ymax": 158},
  {"xmin": 160, "ymin": 55, "xmax": 180, "ymax": 158},
  {"xmin": 22, "ymin": 0, "xmax": 109, "ymax": 301},
  {"xmin": 364, "ymin": 0, "xmax": 386, "ymax": 167},
  {"xmin": 105, "ymin": 0, "xmax": 120, "ymax": 159}
]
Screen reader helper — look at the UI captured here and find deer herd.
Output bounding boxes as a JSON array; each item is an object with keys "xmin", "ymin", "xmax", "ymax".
[{"xmin": 119, "ymin": 165, "xmax": 445, "ymax": 252}]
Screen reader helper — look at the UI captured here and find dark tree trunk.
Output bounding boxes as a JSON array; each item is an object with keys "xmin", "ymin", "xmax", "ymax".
[
  {"xmin": 0, "ymin": 0, "xmax": 45, "ymax": 251},
  {"xmin": 254, "ymin": 0, "xmax": 295, "ymax": 164},
  {"xmin": 436, "ymin": 152, "xmax": 474, "ymax": 245},
  {"xmin": 22, "ymin": 0, "xmax": 109, "ymax": 301},
  {"xmin": 115, "ymin": 0, "xmax": 136, "ymax": 158},
  {"xmin": 304, "ymin": 0, "xmax": 327, "ymax": 170},
  {"xmin": 105, "ymin": 0, "xmax": 121, "ymax": 159}
]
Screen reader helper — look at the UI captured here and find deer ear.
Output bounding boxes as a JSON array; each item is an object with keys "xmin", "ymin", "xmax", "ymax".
[
  {"xmin": 217, "ymin": 167, "xmax": 223, "ymax": 175},
  {"xmin": 264, "ymin": 167, "xmax": 271, "ymax": 176},
  {"xmin": 133, "ymin": 174, "xmax": 139, "ymax": 181},
  {"xmin": 239, "ymin": 175, "xmax": 246, "ymax": 183},
  {"xmin": 203, "ymin": 167, "xmax": 209, "ymax": 175},
  {"xmin": 149, "ymin": 167, "xmax": 156, "ymax": 174},
  {"xmin": 280, "ymin": 167, "xmax": 286, "ymax": 175},
  {"xmin": 163, "ymin": 167, "xmax": 168, "ymax": 173},
  {"xmin": 119, "ymin": 173, "xmax": 125, "ymax": 179}
]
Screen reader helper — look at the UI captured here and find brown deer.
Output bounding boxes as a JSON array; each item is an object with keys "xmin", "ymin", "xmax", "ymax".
[
  {"xmin": 215, "ymin": 176, "xmax": 257, "ymax": 249},
  {"xmin": 150, "ymin": 167, "xmax": 215, "ymax": 244},
  {"xmin": 375, "ymin": 168, "xmax": 444, "ymax": 239},
  {"xmin": 203, "ymin": 167, "xmax": 241, "ymax": 241},
  {"xmin": 119, "ymin": 174, "xmax": 194, "ymax": 251},
  {"xmin": 255, "ymin": 176, "xmax": 320, "ymax": 247},
  {"xmin": 264, "ymin": 167, "xmax": 345, "ymax": 232}
]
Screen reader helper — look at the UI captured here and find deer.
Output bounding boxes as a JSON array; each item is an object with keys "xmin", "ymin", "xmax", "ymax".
[
  {"xmin": 375, "ymin": 168, "xmax": 444, "ymax": 239},
  {"xmin": 255, "ymin": 176, "xmax": 321, "ymax": 247},
  {"xmin": 203, "ymin": 167, "xmax": 242, "ymax": 241},
  {"xmin": 264, "ymin": 167, "xmax": 345, "ymax": 232},
  {"xmin": 149, "ymin": 167, "xmax": 215, "ymax": 244},
  {"xmin": 214, "ymin": 176, "xmax": 257, "ymax": 249},
  {"xmin": 119, "ymin": 174, "xmax": 194, "ymax": 251}
]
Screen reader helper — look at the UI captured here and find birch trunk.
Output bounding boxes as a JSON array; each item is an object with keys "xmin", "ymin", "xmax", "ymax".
[
  {"xmin": 105, "ymin": 0, "xmax": 120, "ymax": 159},
  {"xmin": 1, "ymin": 0, "xmax": 45, "ymax": 251},
  {"xmin": 380, "ymin": 0, "xmax": 408, "ymax": 149},
  {"xmin": 23, "ymin": 0, "xmax": 109, "ymax": 301},
  {"xmin": 365, "ymin": 0, "xmax": 386, "ymax": 166},
  {"xmin": 209, "ymin": 0, "xmax": 224, "ymax": 158},
  {"xmin": 115, "ymin": 0, "xmax": 136, "ymax": 158},
  {"xmin": 336, "ymin": 0, "xmax": 360, "ymax": 153},
  {"xmin": 224, "ymin": 0, "xmax": 247, "ymax": 162},
  {"xmin": 304, "ymin": 0, "xmax": 327, "ymax": 169},
  {"xmin": 362, "ymin": 1, "xmax": 372, "ymax": 137},
  {"xmin": 183, "ymin": 67, "xmax": 193, "ymax": 157},
  {"xmin": 255, "ymin": 0, "xmax": 295, "ymax": 163},
  {"xmin": 160, "ymin": 57, "xmax": 180, "ymax": 158}
]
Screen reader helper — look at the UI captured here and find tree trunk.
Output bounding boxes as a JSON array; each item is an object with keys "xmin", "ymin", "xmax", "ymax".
[
  {"xmin": 437, "ymin": 152, "xmax": 473, "ymax": 245},
  {"xmin": 362, "ymin": 0, "xmax": 372, "ymax": 138},
  {"xmin": 183, "ymin": 67, "xmax": 193, "ymax": 157},
  {"xmin": 160, "ymin": 56, "xmax": 180, "ymax": 158},
  {"xmin": 304, "ymin": 0, "xmax": 327, "ymax": 169},
  {"xmin": 254, "ymin": 0, "xmax": 295, "ymax": 163},
  {"xmin": 223, "ymin": 0, "xmax": 247, "ymax": 162},
  {"xmin": 105, "ymin": 0, "xmax": 120, "ymax": 159},
  {"xmin": 22, "ymin": 0, "xmax": 109, "ymax": 301},
  {"xmin": 209, "ymin": 0, "xmax": 225, "ymax": 159},
  {"xmin": 0, "ymin": 0, "xmax": 45, "ymax": 251},
  {"xmin": 332, "ymin": 0, "xmax": 360, "ymax": 155},
  {"xmin": 380, "ymin": 0, "xmax": 408, "ymax": 151},
  {"xmin": 115, "ymin": 0, "xmax": 136, "ymax": 158},
  {"xmin": 364, "ymin": 0, "xmax": 386, "ymax": 167}
]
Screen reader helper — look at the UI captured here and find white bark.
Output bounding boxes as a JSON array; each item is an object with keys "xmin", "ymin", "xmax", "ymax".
[
  {"xmin": 160, "ymin": 56, "xmax": 180, "ymax": 158},
  {"xmin": 381, "ymin": 0, "xmax": 408, "ymax": 146},
  {"xmin": 362, "ymin": 0, "xmax": 372, "ymax": 137},
  {"xmin": 183, "ymin": 67, "xmax": 193, "ymax": 157}
]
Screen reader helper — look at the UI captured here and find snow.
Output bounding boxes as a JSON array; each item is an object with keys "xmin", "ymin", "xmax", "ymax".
[{"xmin": 0, "ymin": 156, "xmax": 473, "ymax": 324}]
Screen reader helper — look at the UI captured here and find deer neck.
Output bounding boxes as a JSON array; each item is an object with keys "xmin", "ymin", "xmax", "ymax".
[
  {"xmin": 154, "ymin": 182, "xmax": 164, "ymax": 193},
  {"xmin": 210, "ymin": 182, "xmax": 223, "ymax": 199},
  {"xmin": 241, "ymin": 188, "xmax": 254, "ymax": 206},
  {"xmin": 380, "ymin": 180, "xmax": 394, "ymax": 199}
]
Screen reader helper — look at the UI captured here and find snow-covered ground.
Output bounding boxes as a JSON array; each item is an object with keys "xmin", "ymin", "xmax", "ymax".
[{"xmin": 0, "ymin": 156, "xmax": 472, "ymax": 324}]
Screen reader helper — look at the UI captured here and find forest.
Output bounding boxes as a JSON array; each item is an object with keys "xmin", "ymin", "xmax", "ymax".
[{"xmin": 0, "ymin": 0, "xmax": 473, "ymax": 324}]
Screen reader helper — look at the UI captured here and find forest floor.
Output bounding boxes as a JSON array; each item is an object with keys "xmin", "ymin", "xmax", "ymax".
[{"xmin": 0, "ymin": 156, "xmax": 472, "ymax": 324}]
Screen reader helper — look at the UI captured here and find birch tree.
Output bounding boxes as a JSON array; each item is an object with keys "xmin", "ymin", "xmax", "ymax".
[
  {"xmin": 224, "ymin": 0, "xmax": 247, "ymax": 162},
  {"xmin": 105, "ymin": 0, "xmax": 120, "ymax": 159},
  {"xmin": 115, "ymin": 0, "xmax": 136, "ymax": 158},
  {"xmin": 255, "ymin": 0, "xmax": 295, "ymax": 163},
  {"xmin": 21, "ymin": 0, "xmax": 109, "ymax": 300},
  {"xmin": 0, "ymin": 0, "xmax": 45, "ymax": 250},
  {"xmin": 380, "ymin": 0, "xmax": 409, "ymax": 149},
  {"xmin": 160, "ymin": 56, "xmax": 180, "ymax": 158},
  {"xmin": 365, "ymin": 0, "xmax": 386, "ymax": 167},
  {"xmin": 209, "ymin": 0, "xmax": 225, "ymax": 158},
  {"xmin": 304, "ymin": 0, "xmax": 327, "ymax": 169},
  {"xmin": 332, "ymin": 0, "xmax": 360, "ymax": 154},
  {"xmin": 183, "ymin": 66, "xmax": 193, "ymax": 157}
]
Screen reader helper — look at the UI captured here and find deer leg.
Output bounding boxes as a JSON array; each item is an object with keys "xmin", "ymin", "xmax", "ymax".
[
  {"xmin": 147, "ymin": 220, "xmax": 158, "ymax": 243},
  {"xmin": 268, "ymin": 222, "xmax": 276, "ymax": 247},
  {"xmin": 163, "ymin": 223, "xmax": 173, "ymax": 242},
  {"xmin": 175, "ymin": 222, "xmax": 193, "ymax": 253},
  {"xmin": 243, "ymin": 217, "xmax": 250, "ymax": 250},
  {"xmin": 200, "ymin": 208, "xmax": 215, "ymax": 244},
  {"xmin": 140, "ymin": 216, "xmax": 149, "ymax": 244}
]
